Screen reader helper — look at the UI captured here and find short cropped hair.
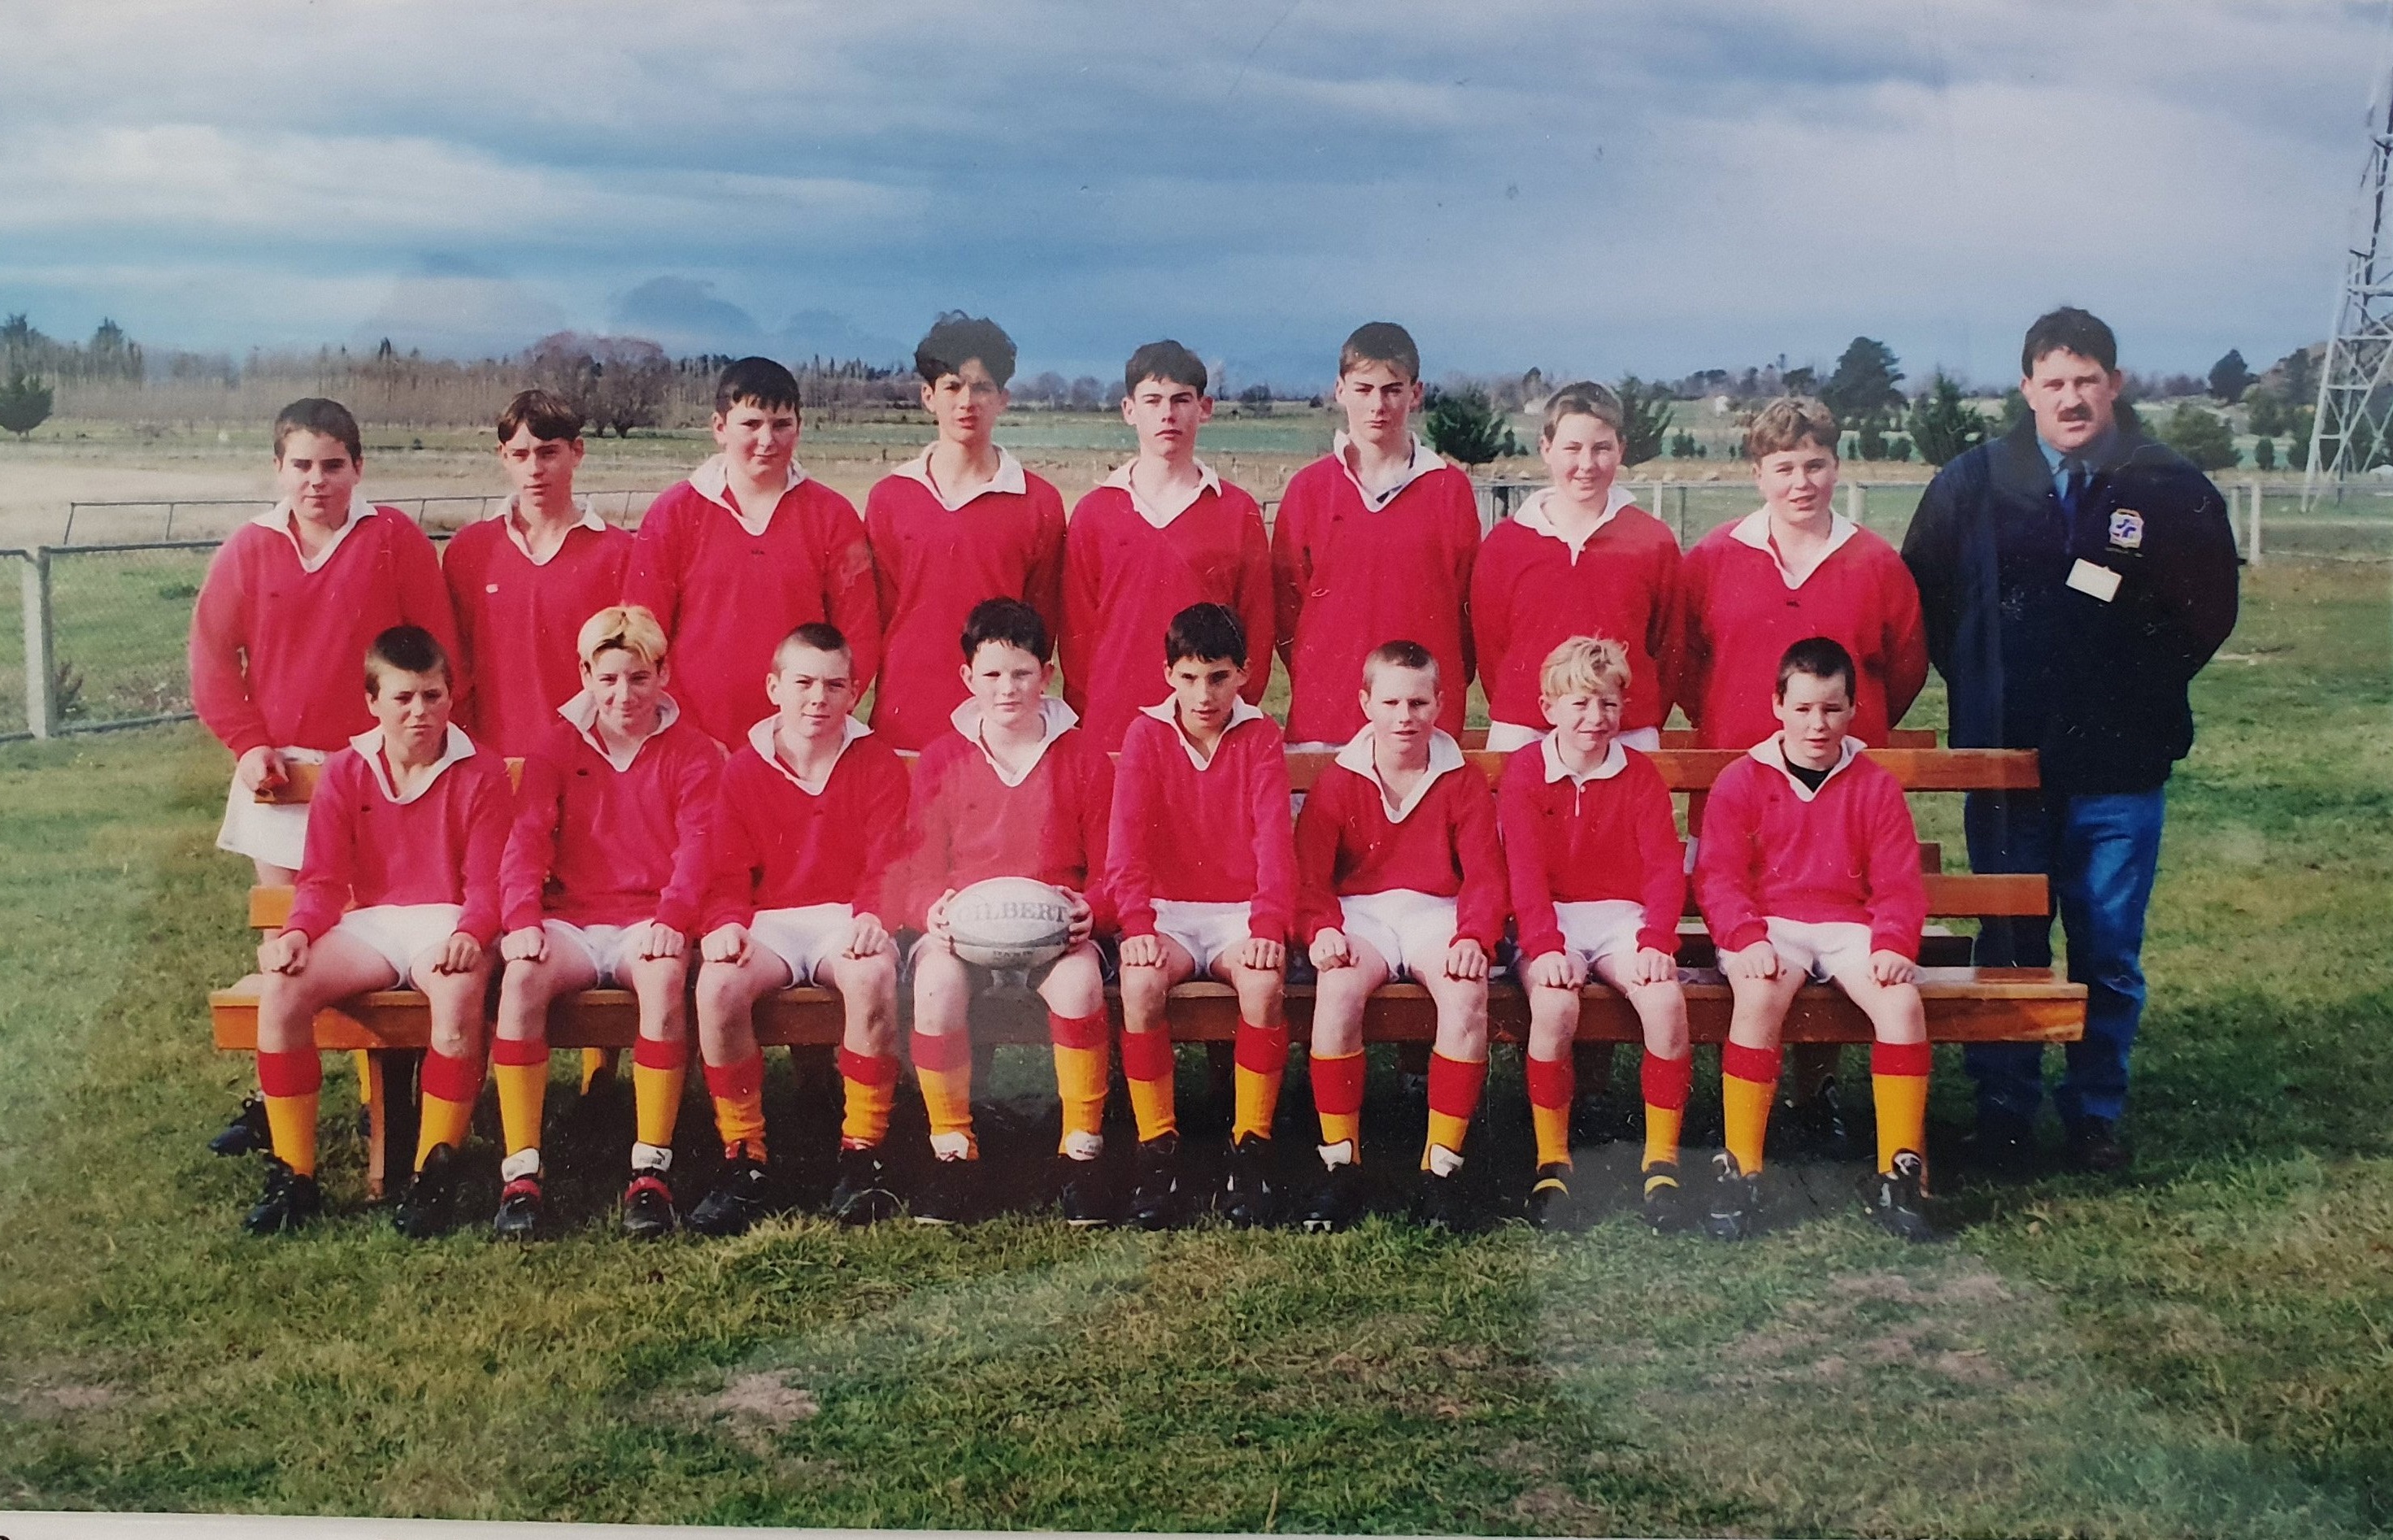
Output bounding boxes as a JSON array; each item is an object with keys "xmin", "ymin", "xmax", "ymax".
[
  {"xmin": 1538, "ymin": 635, "xmax": 1632, "ymax": 701},
  {"xmin": 960, "ymin": 596, "xmax": 1049, "ymax": 663},
  {"xmin": 577, "ymin": 604, "xmax": 669, "ymax": 669},
  {"xmin": 364, "ymin": 624, "xmax": 450, "ymax": 697},
  {"xmin": 1164, "ymin": 603, "xmax": 1247, "ymax": 668},
  {"xmin": 1338, "ymin": 321, "xmax": 1420, "ymax": 382},
  {"xmin": 497, "ymin": 388, "xmax": 584, "ymax": 444},
  {"xmin": 916, "ymin": 311, "xmax": 1018, "ymax": 387},
  {"xmin": 1540, "ymin": 381, "xmax": 1625, "ymax": 442},
  {"xmin": 1776, "ymin": 636, "xmax": 1857, "ymax": 700},
  {"xmin": 716, "ymin": 356, "xmax": 803, "ymax": 417},
  {"xmin": 273, "ymin": 398, "xmax": 363, "ymax": 462},
  {"xmin": 1125, "ymin": 339, "xmax": 1207, "ymax": 400},
  {"xmin": 1362, "ymin": 637, "xmax": 1438, "ymax": 690},
  {"xmin": 773, "ymin": 621, "xmax": 852, "ymax": 672},
  {"xmin": 2021, "ymin": 307, "xmax": 2118, "ymax": 376},
  {"xmin": 1744, "ymin": 396, "xmax": 1841, "ymax": 462}
]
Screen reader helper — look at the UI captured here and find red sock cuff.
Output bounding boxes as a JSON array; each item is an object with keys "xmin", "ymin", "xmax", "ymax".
[
  {"xmin": 1312, "ymin": 1050, "xmax": 1366, "ymax": 1116},
  {"xmin": 1427, "ymin": 1052, "xmax": 1487, "ymax": 1120},
  {"xmin": 632, "ymin": 1035, "xmax": 687, "ymax": 1072},
  {"xmin": 420, "ymin": 1047, "xmax": 482, "ymax": 1103},
  {"xmin": 703, "ymin": 1052, "xmax": 765, "ymax": 1100},
  {"xmin": 491, "ymin": 1036, "xmax": 549, "ymax": 1068},
  {"xmin": 1640, "ymin": 1050, "xmax": 1694, "ymax": 1110},
  {"xmin": 1048, "ymin": 1011, "xmax": 1108, "ymax": 1051},
  {"xmin": 1120, "ymin": 1027, "xmax": 1174, "ymax": 1082},
  {"xmin": 256, "ymin": 1049, "xmax": 321, "ymax": 1098},
  {"xmin": 911, "ymin": 1029, "xmax": 970, "ymax": 1073},
  {"xmin": 1234, "ymin": 1020, "xmax": 1290, "ymax": 1073},
  {"xmin": 838, "ymin": 1046, "xmax": 899, "ymax": 1087},
  {"xmin": 1721, "ymin": 1041, "xmax": 1783, "ymax": 1086},
  {"xmin": 1525, "ymin": 1053, "xmax": 1573, "ymax": 1110},
  {"xmin": 1871, "ymin": 1040, "xmax": 1934, "ymax": 1078}
]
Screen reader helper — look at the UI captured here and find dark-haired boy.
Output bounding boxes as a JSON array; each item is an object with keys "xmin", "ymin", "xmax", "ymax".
[
  {"xmin": 442, "ymin": 389, "xmax": 633, "ymax": 757},
  {"xmin": 1061, "ymin": 341, "xmax": 1273, "ymax": 750},
  {"xmin": 1106, "ymin": 603, "xmax": 1296, "ymax": 1227},
  {"xmin": 1271, "ymin": 324, "xmax": 1481, "ymax": 748},
  {"xmin": 886, "ymin": 598, "xmax": 1115, "ymax": 1225},
  {"xmin": 243, "ymin": 626, "xmax": 511, "ymax": 1237},
  {"xmin": 1694, "ymin": 637, "xmax": 1934, "ymax": 1243},
  {"xmin": 864, "ymin": 314, "xmax": 1068, "ymax": 750},
  {"xmin": 627, "ymin": 356, "xmax": 880, "ymax": 749}
]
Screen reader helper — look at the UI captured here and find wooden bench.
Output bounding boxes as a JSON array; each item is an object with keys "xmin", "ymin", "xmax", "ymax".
[{"xmin": 209, "ymin": 727, "xmax": 2083, "ymax": 1193}]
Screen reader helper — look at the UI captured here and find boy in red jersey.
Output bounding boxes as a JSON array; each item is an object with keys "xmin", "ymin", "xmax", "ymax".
[
  {"xmin": 1061, "ymin": 341, "xmax": 1273, "ymax": 750},
  {"xmin": 1695, "ymin": 637, "xmax": 1934, "ymax": 1243},
  {"xmin": 1107, "ymin": 603, "xmax": 1295, "ymax": 1229},
  {"xmin": 1498, "ymin": 637, "xmax": 1690, "ymax": 1232},
  {"xmin": 442, "ymin": 389, "xmax": 633, "ymax": 757},
  {"xmin": 191, "ymin": 398, "xmax": 459, "ymax": 883},
  {"xmin": 243, "ymin": 626, "xmax": 511, "ymax": 1238},
  {"xmin": 890, "ymin": 598, "xmax": 1115, "ymax": 1226},
  {"xmin": 864, "ymin": 315, "xmax": 1068, "ymax": 750},
  {"xmin": 626, "ymin": 357, "xmax": 879, "ymax": 749},
  {"xmin": 489, "ymin": 606, "xmax": 722, "ymax": 1240},
  {"xmin": 1294, "ymin": 641, "xmax": 1507, "ymax": 1233},
  {"xmin": 1271, "ymin": 323, "xmax": 1481, "ymax": 748},
  {"xmin": 691, "ymin": 623, "xmax": 909, "ymax": 1236}
]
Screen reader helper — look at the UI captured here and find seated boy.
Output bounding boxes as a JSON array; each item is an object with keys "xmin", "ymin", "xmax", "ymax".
[
  {"xmin": 1694, "ymin": 637, "xmax": 1934, "ymax": 1242},
  {"xmin": 890, "ymin": 598, "xmax": 1116, "ymax": 1225},
  {"xmin": 1060, "ymin": 341, "xmax": 1274, "ymax": 750},
  {"xmin": 692, "ymin": 623, "xmax": 910, "ymax": 1235},
  {"xmin": 1497, "ymin": 637, "xmax": 1690, "ymax": 1231},
  {"xmin": 864, "ymin": 314, "xmax": 1068, "ymax": 750},
  {"xmin": 490, "ymin": 606, "xmax": 722, "ymax": 1239},
  {"xmin": 1107, "ymin": 603, "xmax": 1295, "ymax": 1228},
  {"xmin": 243, "ymin": 625, "xmax": 511, "ymax": 1238},
  {"xmin": 1294, "ymin": 640, "xmax": 1507, "ymax": 1232}
]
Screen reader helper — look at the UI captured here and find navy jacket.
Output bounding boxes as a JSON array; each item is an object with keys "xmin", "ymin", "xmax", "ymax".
[{"xmin": 1901, "ymin": 420, "xmax": 2239, "ymax": 794}]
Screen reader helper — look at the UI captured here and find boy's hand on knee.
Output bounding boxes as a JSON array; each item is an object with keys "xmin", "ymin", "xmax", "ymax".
[
  {"xmin": 1723, "ymin": 940, "xmax": 1780, "ymax": 981},
  {"xmin": 433, "ymin": 933, "xmax": 482, "ymax": 975},
  {"xmin": 1525, "ymin": 950, "xmax": 1580, "ymax": 990},
  {"xmin": 1309, "ymin": 929, "xmax": 1353, "ymax": 970},
  {"xmin": 501, "ymin": 926, "xmax": 547, "ymax": 965},
  {"xmin": 1445, "ymin": 938, "xmax": 1489, "ymax": 981},
  {"xmin": 637, "ymin": 922, "xmax": 686, "ymax": 962},
  {"xmin": 1119, "ymin": 933, "xmax": 1163, "ymax": 970},
  {"xmin": 845, "ymin": 911, "xmax": 890, "ymax": 959},
  {"xmin": 1870, "ymin": 949, "xmax": 1918, "ymax": 985},
  {"xmin": 261, "ymin": 929, "xmax": 308, "ymax": 974},
  {"xmin": 1630, "ymin": 946, "xmax": 1677, "ymax": 987},
  {"xmin": 1237, "ymin": 936, "xmax": 1285, "ymax": 972},
  {"xmin": 701, "ymin": 924, "xmax": 749, "ymax": 965},
  {"xmin": 1062, "ymin": 889, "xmax": 1094, "ymax": 946}
]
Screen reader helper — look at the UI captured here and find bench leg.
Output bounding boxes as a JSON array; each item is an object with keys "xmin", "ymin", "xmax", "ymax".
[{"xmin": 363, "ymin": 1053, "xmax": 389, "ymax": 1201}]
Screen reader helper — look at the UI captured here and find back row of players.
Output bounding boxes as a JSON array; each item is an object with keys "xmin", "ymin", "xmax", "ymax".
[{"xmin": 195, "ymin": 315, "xmax": 1934, "ymax": 1241}]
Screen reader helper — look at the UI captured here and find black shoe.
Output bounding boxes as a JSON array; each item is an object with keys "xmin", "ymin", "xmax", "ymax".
[
  {"xmin": 1414, "ymin": 1164, "xmax": 1474, "ymax": 1233},
  {"xmin": 1058, "ymin": 1155, "xmax": 1114, "ymax": 1229},
  {"xmin": 1701, "ymin": 1151, "xmax": 1761, "ymax": 1242},
  {"xmin": 243, "ymin": 1158, "xmax": 322, "ymax": 1235},
  {"xmin": 1640, "ymin": 1163, "xmax": 1689, "ymax": 1233},
  {"xmin": 620, "ymin": 1172, "xmax": 678, "ymax": 1239},
  {"xmin": 687, "ymin": 1151, "xmax": 772, "ymax": 1238},
  {"xmin": 1525, "ymin": 1164, "xmax": 1572, "ymax": 1229},
  {"xmin": 912, "ymin": 1154, "xmax": 980, "ymax": 1226},
  {"xmin": 394, "ymin": 1142, "xmax": 460, "ymax": 1239},
  {"xmin": 1221, "ymin": 1133, "xmax": 1279, "ymax": 1229},
  {"xmin": 492, "ymin": 1174, "xmax": 542, "ymax": 1240},
  {"xmin": 1860, "ymin": 1150, "xmax": 1935, "ymax": 1242},
  {"xmin": 2065, "ymin": 1116, "xmax": 2131, "ymax": 1174},
  {"xmin": 211, "ymin": 1095, "xmax": 271, "ymax": 1157},
  {"xmin": 1299, "ymin": 1159, "xmax": 1365, "ymax": 1233},
  {"xmin": 826, "ymin": 1145, "xmax": 900, "ymax": 1226},
  {"xmin": 1125, "ymin": 1133, "xmax": 1182, "ymax": 1230},
  {"xmin": 1960, "ymin": 1108, "xmax": 2037, "ymax": 1178}
]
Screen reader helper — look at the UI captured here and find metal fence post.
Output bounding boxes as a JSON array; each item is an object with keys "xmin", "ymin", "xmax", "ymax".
[
  {"xmin": 2247, "ymin": 481, "xmax": 2263, "ymax": 564},
  {"xmin": 1676, "ymin": 484, "xmax": 1690, "ymax": 544},
  {"xmin": 22, "ymin": 547, "xmax": 54, "ymax": 739},
  {"xmin": 1844, "ymin": 481, "xmax": 1864, "ymax": 525}
]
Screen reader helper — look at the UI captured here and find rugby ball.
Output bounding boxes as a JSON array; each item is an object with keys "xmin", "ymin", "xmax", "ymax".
[{"xmin": 945, "ymin": 877, "xmax": 1075, "ymax": 970}]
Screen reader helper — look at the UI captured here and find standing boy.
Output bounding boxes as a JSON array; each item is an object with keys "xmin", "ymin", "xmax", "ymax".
[
  {"xmin": 1107, "ymin": 603, "xmax": 1297, "ymax": 1228},
  {"xmin": 1272, "ymin": 323, "xmax": 1481, "ymax": 748},
  {"xmin": 1294, "ymin": 642, "xmax": 1507, "ymax": 1232},
  {"xmin": 692, "ymin": 623, "xmax": 910, "ymax": 1234},
  {"xmin": 865, "ymin": 315, "xmax": 1068, "ymax": 750},
  {"xmin": 1061, "ymin": 341, "xmax": 1274, "ymax": 750}
]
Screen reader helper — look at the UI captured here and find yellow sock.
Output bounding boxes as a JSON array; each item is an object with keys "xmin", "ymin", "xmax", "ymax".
[
  {"xmin": 1872, "ymin": 1040, "xmax": 1934, "ymax": 1186},
  {"xmin": 1051, "ymin": 1011, "xmax": 1111, "ymax": 1151},
  {"xmin": 631, "ymin": 1038, "xmax": 686, "ymax": 1151},
  {"xmin": 1232, "ymin": 1020, "xmax": 1289, "ymax": 1143},
  {"xmin": 1641, "ymin": 1050, "xmax": 1693, "ymax": 1171},
  {"xmin": 257, "ymin": 1049, "xmax": 321, "ymax": 1178},
  {"xmin": 1312, "ymin": 1049, "xmax": 1365, "ymax": 1151},
  {"xmin": 352, "ymin": 1049, "xmax": 374, "ymax": 1106},
  {"xmin": 1421, "ymin": 1052, "xmax": 1486, "ymax": 1170},
  {"xmin": 703, "ymin": 1053, "xmax": 768, "ymax": 1162},
  {"xmin": 1721, "ymin": 1042, "xmax": 1782, "ymax": 1177},
  {"xmin": 413, "ymin": 1048, "xmax": 481, "ymax": 1169},
  {"xmin": 1525, "ymin": 1052, "xmax": 1573, "ymax": 1170},
  {"xmin": 1644, "ymin": 1104, "xmax": 1685, "ymax": 1171},
  {"xmin": 912, "ymin": 1031, "xmax": 976, "ymax": 1156},
  {"xmin": 1120, "ymin": 1025, "xmax": 1177, "ymax": 1143},
  {"xmin": 581, "ymin": 1046, "xmax": 619, "ymax": 1094},
  {"xmin": 838, "ymin": 1047, "xmax": 898, "ymax": 1148},
  {"xmin": 491, "ymin": 1039, "xmax": 548, "ymax": 1159}
]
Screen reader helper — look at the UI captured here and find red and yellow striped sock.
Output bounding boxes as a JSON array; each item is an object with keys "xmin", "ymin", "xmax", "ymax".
[
  {"xmin": 1721, "ymin": 1042, "xmax": 1782, "ymax": 1177},
  {"xmin": 911, "ymin": 1029, "xmax": 976, "ymax": 1157},
  {"xmin": 630, "ymin": 1035, "xmax": 687, "ymax": 1151},
  {"xmin": 1423, "ymin": 1051, "xmax": 1486, "ymax": 1169},
  {"xmin": 837, "ymin": 1046, "xmax": 898, "ymax": 1150},
  {"xmin": 1872, "ymin": 1039, "xmax": 1933, "ymax": 1185},
  {"xmin": 1312, "ymin": 1048, "xmax": 1365, "ymax": 1153},
  {"xmin": 1051, "ymin": 1011, "xmax": 1111, "ymax": 1152},
  {"xmin": 1233, "ymin": 1017, "xmax": 1289, "ymax": 1142},
  {"xmin": 352, "ymin": 1049, "xmax": 375, "ymax": 1107},
  {"xmin": 414, "ymin": 1046, "xmax": 482, "ymax": 1169},
  {"xmin": 1525, "ymin": 1052, "xmax": 1573, "ymax": 1169},
  {"xmin": 257, "ymin": 1049, "xmax": 321, "ymax": 1178},
  {"xmin": 1641, "ymin": 1049, "xmax": 1694, "ymax": 1171},
  {"xmin": 1120, "ymin": 1026, "xmax": 1177, "ymax": 1143},
  {"xmin": 703, "ymin": 1051, "xmax": 768, "ymax": 1163},
  {"xmin": 491, "ymin": 1036, "xmax": 548, "ymax": 1164},
  {"xmin": 580, "ymin": 1046, "xmax": 619, "ymax": 1094}
]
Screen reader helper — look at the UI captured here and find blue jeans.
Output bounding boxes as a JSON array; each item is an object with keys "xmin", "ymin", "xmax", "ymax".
[{"xmin": 1963, "ymin": 786, "xmax": 2166, "ymax": 1127}]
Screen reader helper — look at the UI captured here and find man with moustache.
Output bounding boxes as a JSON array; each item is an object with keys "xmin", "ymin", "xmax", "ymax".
[{"xmin": 1902, "ymin": 308, "xmax": 2239, "ymax": 1175}]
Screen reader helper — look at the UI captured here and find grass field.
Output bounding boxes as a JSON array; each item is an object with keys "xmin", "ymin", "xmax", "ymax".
[{"xmin": 0, "ymin": 564, "xmax": 2389, "ymax": 1533}]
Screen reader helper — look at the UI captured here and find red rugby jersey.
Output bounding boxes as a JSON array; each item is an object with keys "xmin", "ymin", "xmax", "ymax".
[
  {"xmin": 1292, "ymin": 730, "xmax": 1508, "ymax": 950},
  {"xmin": 702, "ymin": 716, "xmax": 912, "ymax": 930},
  {"xmin": 1495, "ymin": 737, "xmax": 1685, "ymax": 962},
  {"xmin": 1693, "ymin": 737, "xmax": 1927, "ymax": 959},
  {"xmin": 1105, "ymin": 702, "xmax": 1296, "ymax": 942},
  {"xmin": 442, "ymin": 499, "xmax": 633, "ymax": 758},
  {"xmin": 285, "ymin": 725, "xmax": 513, "ymax": 947}
]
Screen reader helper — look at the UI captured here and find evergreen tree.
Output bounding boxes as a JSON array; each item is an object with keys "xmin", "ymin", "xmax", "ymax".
[
  {"xmin": 1907, "ymin": 374, "xmax": 1992, "ymax": 466},
  {"xmin": 1822, "ymin": 337, "xmax": 1903, "ymax": 420},
  {"xmin": 0, "ymin": 371, "xmax": 53, "ymax": 439},
  {"xmin": 1421, "ymin": 385, "xmax": 1518, "ymax": 466},
  {"xmin": 1613, "ymin": 375, "xmax": 1674, "ymax": 466},
  {"xmin": 2159, "ymin": 402, "xmax": 2239, "ymax": 472},
  {"xmin": 2207, "ymin": 349, "xmax": 2253, "ymax": 402}
]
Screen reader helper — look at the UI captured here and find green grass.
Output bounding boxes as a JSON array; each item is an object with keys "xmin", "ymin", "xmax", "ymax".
[{"xmin": 2, "ymin": 564, "xmax": 2391, "ymax": 1532}]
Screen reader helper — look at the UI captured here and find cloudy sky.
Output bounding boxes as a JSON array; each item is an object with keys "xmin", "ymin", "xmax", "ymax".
[{"xmin": 0, "ymin": 1, "xmax": 2382, "ymax": 389}]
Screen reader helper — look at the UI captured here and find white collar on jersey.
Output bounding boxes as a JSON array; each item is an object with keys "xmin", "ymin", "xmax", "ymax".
[
  {"xmin": 1103, "ymin": 457, "xmax": 1221, "ymax": 529},
  {"xmin": 1541, "ymin": 733, "xmax": 1628, "ymax": 785},
  {"xmin": 1511, "ymin": 483, "xmax": 1637, "ymax": 556},
  {"xmin": 487, "ymin": 494, "xmax": 604, "ymax": 565},
  {"xmin": 1334, "ymin": 724, "xmax": 1467, "ymax": 824},
  {"xmin": 558, "ymin": 689, "xmax": 683, "ymax": 772},
  {"xmin": 688, "ymin": 454, "xmax": 810, "ymax": 536},
  {"xmin": 1136, "ymin": 696, "xmax": 1265, "ymax": 769},
  {"xmin": 1330, "ymin": 430, "xmax": 1446, "ymax": 511},
  {"xmin": 1728, "ymin": 507, "xmax": 1860, "ymax": 589},
  {"xmin": 891, "ymin": 443, "xmax": 1029, "ymax": 511},
  {"xmin": 949, "ymin": 694, "xmax": 1077, "ymax": 787},
  {"xmin": 250, "ymin": 497, "xmax": 378, "ymax": 574},
  {"xmin": 745, "ymin": 712, "xmax": 872, "ymax": 796},
  {"xmin": 348, "ymin": 723, "xmax": 477, "ymax": 804},
  {"xmin": 1747, "ymin": 731, "xmax": 1866, "ymax": 802}
]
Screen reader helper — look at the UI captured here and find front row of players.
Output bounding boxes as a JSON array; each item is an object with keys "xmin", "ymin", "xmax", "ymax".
[{"xmin": 241, "ymin": 601, "xmax": 1933, "ymax": 1244}]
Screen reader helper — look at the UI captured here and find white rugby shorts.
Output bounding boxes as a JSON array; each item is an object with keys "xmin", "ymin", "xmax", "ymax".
[
  {"xmin": 328, "ymin": 903, "xmax": 464, "ymax": 984},
  {"xmin": 1150, "ymin": 899, "xmax": 1255, "ymax": 975},
  {"xmin": 1552, "ymin": 898, "xmax": 1650, "ymax": 972},
  {"xmin": 215, "ymin": 747, "xmax": 329, "ymax": 870},
  {"xmin": 1337, "ymin": 888, "xmax": 1460, "ymax": 981},
  {"xmin": 746, "ymin": 903, "xmax": 853, "ymax": 985},
  {"xmin": 1763, "ymin": 916, "xmax": 1876, "ymax": 985},
  {"xmin": 546, "ymin": 917, "xmax": 664, "ymax": 985}
]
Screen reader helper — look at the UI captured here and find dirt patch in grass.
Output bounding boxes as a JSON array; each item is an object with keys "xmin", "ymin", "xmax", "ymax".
[{"xmin": 662, "ymin": 1368, "xmax": 820, "ymax": 1455}]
